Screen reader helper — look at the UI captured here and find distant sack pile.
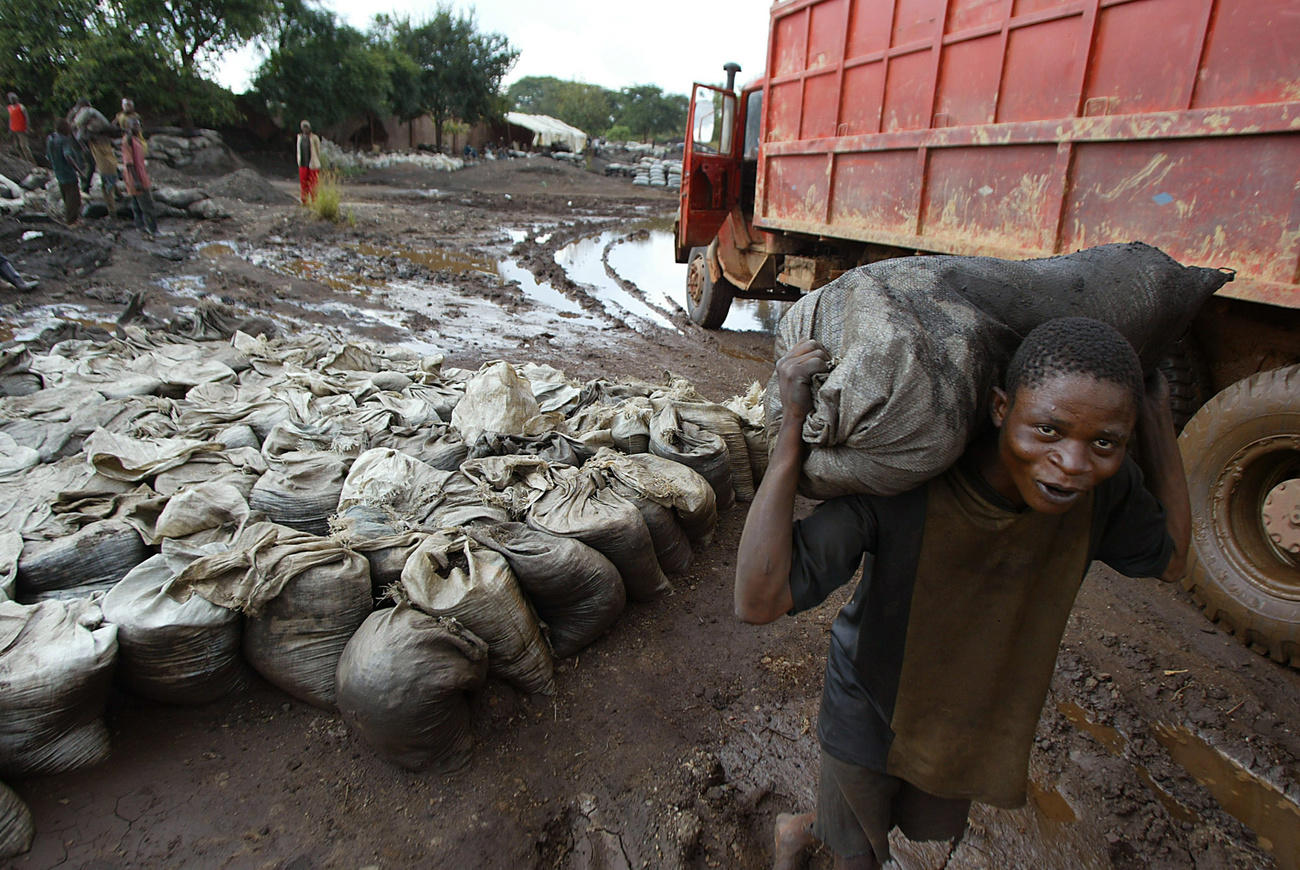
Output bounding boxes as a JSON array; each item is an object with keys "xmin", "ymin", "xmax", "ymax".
[{"xmin": 0, "ymin": 326, "xmax": 767, "ymax": 857}]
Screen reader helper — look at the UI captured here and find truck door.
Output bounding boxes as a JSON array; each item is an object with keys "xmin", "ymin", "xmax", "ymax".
[{"xmin": 676, "ymin": 84, "xmax": 741, "ymax": 262}]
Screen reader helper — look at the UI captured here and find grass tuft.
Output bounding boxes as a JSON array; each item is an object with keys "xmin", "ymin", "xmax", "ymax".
[{"xmin": 307, "ymin": 171, "xmax": 344, "ymax": 222}]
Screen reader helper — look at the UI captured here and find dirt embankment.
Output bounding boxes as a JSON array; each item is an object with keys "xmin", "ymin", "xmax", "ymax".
[{"xmin": 2, "ymin": 154, "xmax": 1297, "ymax": 870}]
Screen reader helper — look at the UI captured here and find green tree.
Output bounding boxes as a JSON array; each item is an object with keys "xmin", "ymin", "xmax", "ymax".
[
  {"xmin": 612, "ymin": 85, "xmax": 687, "ymax": 141},
  {"xmin": 0, "ymin": 0, "xmax": 98, "ymax": 118},
  {"xmin": 254, "ymin": 6, "xmax": 391, "ymax": 132},
  {"xmin": 53, "ymin": 25, "xmax": 235, "ymax": 126},
  {"xmin": 508, "ymin": 76, "xmax": 614, "ymax": 135},
  {"xmin": 116, "ymin": 0, "xmax": 278, "ymax": 79},
  {"xmin": 115, "ymin": 0, "xmax": 278, "ymax": 124},
  {"xmin": 385, "ymin": 7, "xmax": 517, "ymax": 150}
]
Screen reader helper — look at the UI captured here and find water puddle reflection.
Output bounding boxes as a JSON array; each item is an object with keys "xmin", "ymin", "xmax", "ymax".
[
  {"xmin": 555, "ymin": 231, "xmax": 676, "ymax": 330},
  {"xmin": 1154, "ymin": 723, "xmax": 1300, "ymax": 868},
  {"xmin": 354, "ymin": 243, "xmax": 496, "ymax": 275},
  {"xmin": 1057, "ymin": 701, "xmax": 1300, "ymax": 866}
]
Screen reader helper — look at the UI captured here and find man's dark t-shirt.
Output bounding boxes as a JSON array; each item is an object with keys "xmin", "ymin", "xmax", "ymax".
[{"xmin": 788, "ymin": 456, "xmax": 1172, "ymax": 807}]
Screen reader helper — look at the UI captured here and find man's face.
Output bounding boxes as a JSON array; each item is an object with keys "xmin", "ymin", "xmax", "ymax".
[{"xmin": 988, "ymin": 373, "xmax": 1136, "ymax": 514}]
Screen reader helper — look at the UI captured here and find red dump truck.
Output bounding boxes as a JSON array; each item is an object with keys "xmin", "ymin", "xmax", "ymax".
[{"xmin": 675, "ymin": 0, "xmax": 1300, "ymax": 665}]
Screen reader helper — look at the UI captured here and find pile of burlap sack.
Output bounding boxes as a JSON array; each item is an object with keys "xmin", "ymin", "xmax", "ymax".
[{"xmin": 0, "ymin": 326, "xmax": 767, "ymax": 858}]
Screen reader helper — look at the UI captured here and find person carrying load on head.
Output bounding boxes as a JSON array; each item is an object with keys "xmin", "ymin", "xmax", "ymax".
[
  {"xmin": 735, "ymin": 317, "xmax": 1191, "ymax": 870},
  {"xmin": 72, "ymin": 100, "xmax": 121, "ymax": 216},
  {"xmin": 296, "ymin": 120, "xmax": 321, "ymax": 204},
  {"xmin": 6, "ymin": 93, "xmax": 33, "ymax": 164}
]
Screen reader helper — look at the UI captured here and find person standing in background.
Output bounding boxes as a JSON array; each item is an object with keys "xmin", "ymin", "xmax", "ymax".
[
  {"xmin": 121, "ymin": 118, "xmax": 157, "ymax": 236},
  {"xmin": 72, "ymin": 101, "xmax": 121, "ymax": 216},
  {"xmin": 296, "ymin": 120, "xmax": 321, "ymax": 204},
  {"xmin": 6, "ymin": 94, "xmax": 33, "ymax": 164},
  {"xmin": 45, "ymin": 119, "xmax": 85, "ymax": 226},
  {"xmin": 115, "ymin": 98, "xmax": 140, "ymax": 134}
]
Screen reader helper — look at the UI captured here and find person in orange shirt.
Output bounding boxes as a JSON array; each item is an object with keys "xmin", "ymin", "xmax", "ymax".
[{"xmin": 6, "ymin": 93, "xmax": 33, "ymax": 164}]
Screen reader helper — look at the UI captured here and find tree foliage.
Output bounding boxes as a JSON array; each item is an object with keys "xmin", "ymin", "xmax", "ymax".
[
  {"xmin": 117, "ymin": 0, "xmax": 279, "ymax": 76},
  {"xmin": 380, "ymin": 8, "xmax": 517, "ymax": 149},
  {"xmin": 0, "ymin": 0, "xmax": 99, "ymax": 117},
  {"xmin": 253, "ymin": 6, "xmax": 391, "ymax": 130},
  {"xmin": 507, "ymin": 75, "xmax": 687, "ymax": 141}
]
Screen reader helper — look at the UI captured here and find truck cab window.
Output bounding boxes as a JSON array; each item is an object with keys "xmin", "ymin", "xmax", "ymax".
[
  {"xmin": 743, "ymin": 89, "xmax": 762, "ymax": 161},
  {"xmin": 692, "ymin": 86, "xmax": 736, "ymax": 156}
]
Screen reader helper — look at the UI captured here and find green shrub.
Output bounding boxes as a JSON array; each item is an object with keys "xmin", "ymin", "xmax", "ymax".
[{"xmin": 307, "ymin": 171, "xmax": 344, "ymax": 222}]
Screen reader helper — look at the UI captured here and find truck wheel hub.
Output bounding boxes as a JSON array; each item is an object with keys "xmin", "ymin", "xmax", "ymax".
[
  {"xmin": 1262, "ymin": 478, "xmax": 1300, "ymax": 560},
  {"xmin": 687, "ymin": 257, "xmax": 706, "ymax": 305}
]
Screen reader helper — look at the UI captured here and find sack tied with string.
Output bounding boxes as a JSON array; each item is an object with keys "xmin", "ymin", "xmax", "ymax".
[
  {"xmin": 470, "ymin": 522, "xmax": 625, "ymax": 658},
  {"xmin": 335, "ymin": 605, "xmax": 488, "ymax": 772}
]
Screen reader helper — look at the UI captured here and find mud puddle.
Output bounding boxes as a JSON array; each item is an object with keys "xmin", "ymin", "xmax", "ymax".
[
  {"xmin": 557, "ymin": 228, "xmax": 790, "ymax": 334},
  {"xmin": 1059, "ymin": 700, "xmax": 1300, "ymax": 868}
]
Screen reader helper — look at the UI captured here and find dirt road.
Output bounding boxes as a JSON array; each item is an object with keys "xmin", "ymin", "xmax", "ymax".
[{"xmin": 3, "ymin": 156, "xmax": 1298, "ymax": 870}]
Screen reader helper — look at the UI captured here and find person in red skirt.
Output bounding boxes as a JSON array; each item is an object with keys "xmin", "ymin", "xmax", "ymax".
[{"xmin": 296, "ymin": 120, "xmax": 321, "ymax": 204}]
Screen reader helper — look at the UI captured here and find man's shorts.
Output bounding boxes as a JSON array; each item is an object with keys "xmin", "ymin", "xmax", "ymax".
[{"xmin": 813, "ymin": 749, "xmax": 970, "ymax": 864}]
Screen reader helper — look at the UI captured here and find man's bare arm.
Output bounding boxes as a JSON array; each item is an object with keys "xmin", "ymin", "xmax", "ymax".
[
  {"xmin": 1136, "ymin": 371, "xmax": 1191, "ymax": 582},
  {"xmin": 734, "ymin": 340, "xmax": 830, "ymax": 624}
]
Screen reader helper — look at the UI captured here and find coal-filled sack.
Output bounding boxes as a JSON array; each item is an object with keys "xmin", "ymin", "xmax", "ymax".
[
  {"xmin": 649, "ymin": 403, "xmax": 736, "ymax": 512},
  {"xmin": 400, "ymin": 532, "xmax": 553, "ymax": 695},
  {"xmin": 170, "ymin": 523, "xmax": 371, "ymax": 709},
  {"xmin": 604, "ymin": 477, "xmax": 692, "ymax": 576},
  {"xmin": 470, "ymin": 522, "xmax": 625, "ymax": 657},
  {"xmin": 249, "ymin": 451, "xmax": 350, "ymax": 536},
  {"xmin": 16, "ymin": 519, "xmax": 148, "ymax": 602},
  {"xmin": 370, "ymin": 425, "xmax": 467, "ymax": 470},
  {"xmin": 0, "ymin": 598, "xmax": 117, "ymax": 777},
  {"xmin": 337, "ymin": 448, "xmax": 451, "ymax": 520},
  {"xmin": 335, "ymin": 605, "xmax": 488, "ymax": 772},
  {"xmin": 669, "ymin": 398, "xmax": 755, "ymax": 502},
  {"xmin": 467, "ymin": 431, "xmax": 593, "ymax": 467},
  {"xmin": 102, "ymin": 549, "xmax": 243, "ymax": 705},
  {"xmin": 0, "ymin": 780, "xmax": 33, "ymax": 860},
  {"xmin": 528, "ymin": 467, "xmax": 670, "ymax": 601},
  {"xmin": 1, "ymin": 532, "xmax": 22, "ymax": 601},
  {"xmin": 609, "ymin": 397, "xmax": 652, "ymax": 455},
  {"xmin": 456, "ymin": 455, "xmax": 557, "ymax": 518},
  {"xmin": 583, "ymin": 449, "xmax": 719, "ymax": 546},
  {"xmin": 451, "ymin": 361, "xmax": 548, "ymax": 444},
  {"xmin": 770, "ymin": 242, "xmax": 1230, "ymax": 499}
]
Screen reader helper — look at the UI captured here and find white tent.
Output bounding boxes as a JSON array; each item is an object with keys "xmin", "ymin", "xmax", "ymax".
[{"xmin": 504, "ymin": 113, "xmax": 588, "ymax": 153}]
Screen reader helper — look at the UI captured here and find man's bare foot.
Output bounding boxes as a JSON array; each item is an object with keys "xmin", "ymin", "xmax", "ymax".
[{"xmin": 773, "ymin": 811, "xmax": 816, "ymax": 870}]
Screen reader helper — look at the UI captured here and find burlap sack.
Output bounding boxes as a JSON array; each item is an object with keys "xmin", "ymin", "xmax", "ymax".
[
  {"xmin": 470, "ymin": 522, "xmax": 625, "ymax": 657},
  {"xmin": 528, "ymin": 467, "xmax": 670, "ymax": 601},
  {"xmin": 335, "ymin": 605, "xmax": 487, "ymax": 772},
  {"xmin": 170, "ymin": 522, "xmax": 372, "ymax": 709},
  {"xmin": 0, "ymin": 598, "xmax": 117, "ymax": 776},
  {"xmin": 400, "ymin": 531, "xmax": 553, "ymax": 694}
]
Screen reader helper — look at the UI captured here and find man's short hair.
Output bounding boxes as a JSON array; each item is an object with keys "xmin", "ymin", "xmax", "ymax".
[{"xmin": 1004, "ymin": 317, "xmax": 1143, "ymax": 408}]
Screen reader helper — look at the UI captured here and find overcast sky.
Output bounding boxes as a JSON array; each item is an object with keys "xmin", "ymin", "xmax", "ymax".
[{"xmin": 215, "ymin": 1, "xmax": 771, "ymax": 97}]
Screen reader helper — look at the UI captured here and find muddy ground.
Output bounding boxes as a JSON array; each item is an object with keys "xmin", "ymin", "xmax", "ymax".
[{"xmin": 2, "ymin": 153, "xmax": 1298, "ymax": 870}]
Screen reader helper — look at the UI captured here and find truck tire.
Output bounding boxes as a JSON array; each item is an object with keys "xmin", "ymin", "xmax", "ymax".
[
  {"xmin": 1178, "ymin": 364, "xmax": 1300, "ymax": 667},
  {"xmin": 686, "ymin": 246, "xmax": 735, "ymax": 329},
  {"xmin": 1156, "ymin": 336, "xmax": 1209, "ymax": 432}
]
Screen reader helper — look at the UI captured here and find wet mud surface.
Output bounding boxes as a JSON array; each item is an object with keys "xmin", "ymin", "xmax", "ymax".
[{"xmin": 2, "ymin": 157, "xmax": 1298, "ymax": 870}]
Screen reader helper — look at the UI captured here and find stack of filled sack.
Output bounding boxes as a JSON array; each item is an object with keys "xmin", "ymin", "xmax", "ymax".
[{"xmin": 0, "ymin": 324, "xmax": 767, "ymax": 856}]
